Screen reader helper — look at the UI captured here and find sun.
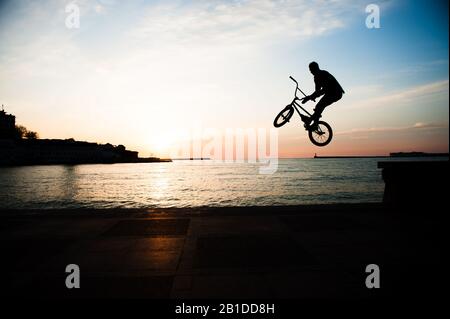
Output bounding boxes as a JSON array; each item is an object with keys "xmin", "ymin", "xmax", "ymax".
[{"xmin": 144, "ymin": 129, "xmax": 184, "ymax": 157}]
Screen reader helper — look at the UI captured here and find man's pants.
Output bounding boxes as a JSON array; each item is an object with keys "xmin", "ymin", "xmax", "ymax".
[{"xmin": 310, "ymin": 92, "xmax": 342, "ymax": 122}]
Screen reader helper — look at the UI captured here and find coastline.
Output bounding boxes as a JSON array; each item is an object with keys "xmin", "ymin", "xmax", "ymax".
[
  {"xmin": 0, "ymin": 157, "xmax": 172, "ymax": 167},
  {"xmin": 0, "ymin": 136, "xmax": 172, "ymax": 166},
  {"xmin": 0, "ymin": 202, "xmax": 385, "ymax": 217}
]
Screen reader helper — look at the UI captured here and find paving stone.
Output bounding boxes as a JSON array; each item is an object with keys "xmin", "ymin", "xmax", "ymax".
[
  {"xmin": 279, "ymin": 214, "xmax": 369, "ymax": 232},
  {"xmin": 193, "ymin": 216, "xmax": 285, "ymax": 235},
  {"xmin": 42, "ymin": 251, "xmax": 130, "ymax": 272},
  {"xmin": 46, "ymin": 250, "xmax": 181, "ymax": 272},
  {"xmin": 1, "ymin": 208, "xmax": 444, "ymax": 299},
  {"xmin": 0, "ymin": 220, "xmax": 30, "ymax": 231},
  {"xmin": 172, "ymin": 274, "xmax": 272, "ymax": 298},
  {"xmin": 46, "ymin": 219, "xmax": 116, "ymax": 237},
  {"xmin": 127, "ymin": 251, "xmax": 181, "ymax": 271},
  {"xmin": 131, "ymin": 237, "xmax": 185, "ymax": 252},
  {"xmin": 72, "ymin": 238, "xmax": 137, "ymax": 253},
  {"xmin": 194, "ymin": 235, "xmax": 315, "ymax": 268},
  {"xmin": 0, "ymin": 239, "xmax": 75, "ymax": 272},
  {"xmin": 103, "ymin": 219, "xmax": 190, "ymax": 237},
  {"xmin": 266, "ymin": 270, "xmax": 365, "ymax": 299},
  {"xmin": 171, "ymin": 275, "xmax": 193, "ymax": 292},
  {"xmin": 8, "ymin": 273, "xmax": 173, "ymax": 298},
  {"xmin": 311, "ymin": 242, "xmax": 393, "ymax": 270},
  {"xmin": 0, "ymin": 220, "xmax": 70, "ymax": 238}
]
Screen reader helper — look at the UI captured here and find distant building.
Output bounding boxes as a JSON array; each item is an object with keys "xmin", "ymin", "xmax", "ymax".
[
  {"xmin": 0, "ymin": 107, "xmax": 16, "ymax": 139},
  {"xmin": 0, "ymin": 109, "xmax": 171, "ymax": 165},
  {"xmin": 0, "ymin": 136, "xmax": 143, "ymax": 165}
]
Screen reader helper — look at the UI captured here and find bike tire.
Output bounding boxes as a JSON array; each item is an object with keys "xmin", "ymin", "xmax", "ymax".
[
  {"xmin": 274, "ymin": 105, "xmax": 294, "ymax": 128},
  {"xmin": 308, "ymin": 121, "xmax": 333, "ymax": 147}
]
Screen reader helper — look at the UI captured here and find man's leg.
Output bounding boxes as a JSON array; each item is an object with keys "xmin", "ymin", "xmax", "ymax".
[{"xmin": 308, "ymin": 95, "xmax": 334, "ymax": 127}]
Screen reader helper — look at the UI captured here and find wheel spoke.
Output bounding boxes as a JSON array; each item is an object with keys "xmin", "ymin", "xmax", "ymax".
[
  {"xmin": 310, "ymin": 123, "xmax": 331, "ymax": 145},
  {"xmin": 274, "ymin": 108, "xmax": 293, "ymax": 127}
]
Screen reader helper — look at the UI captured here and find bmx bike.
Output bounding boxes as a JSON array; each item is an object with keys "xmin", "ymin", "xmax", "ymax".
[{"xmin": 273, "ymin": 76, "xmax": 333, "ymax": 147}]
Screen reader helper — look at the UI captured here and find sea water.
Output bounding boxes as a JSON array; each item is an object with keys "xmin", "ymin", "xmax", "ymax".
[{"xmin": 0, "ymin": 157, "xmax": 446, "ymax": 209}]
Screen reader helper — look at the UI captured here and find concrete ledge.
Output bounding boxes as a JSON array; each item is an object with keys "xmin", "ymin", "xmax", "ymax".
[{"xmin": 378, "ymin": 160, "xmax": 448, "ymax": 206}]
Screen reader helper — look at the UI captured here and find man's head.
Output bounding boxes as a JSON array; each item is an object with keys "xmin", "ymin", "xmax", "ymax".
[{"xmin": 309, "ymin": 61, "xmax": 320, "ymax": 75}]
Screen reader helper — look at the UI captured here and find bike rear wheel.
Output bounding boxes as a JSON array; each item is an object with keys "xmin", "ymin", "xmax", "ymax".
[
  {"xmin": 274, "ymin": 105, "xmax": 294, "ymax": 128},
  {"xmin": 308, "ymin": 121, "xmax": 333, "ymax": 146}
]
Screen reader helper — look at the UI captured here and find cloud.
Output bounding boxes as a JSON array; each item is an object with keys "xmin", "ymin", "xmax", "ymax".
[
  {"xmin": 376, "ymin": 59, "xmax": 450, "ymax": 81},
  {"xmin": 130, "ymin": 0, "xmax": 366, "ymax": 48},
  {"xmin": 337, "ymin": 122, "xmax": 448, "ymax": 136},
  {"xmin": 0, "ymin": 0, "xmax": 368, "ymax": 80},
  {"xmin": 344, "ymin": 80, "xmax": 449, "ymax": 109}
]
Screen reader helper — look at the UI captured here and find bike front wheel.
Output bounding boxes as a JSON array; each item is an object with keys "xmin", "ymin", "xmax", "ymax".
[
  {"xmin": 308, "ymin": 121, "xmax": 333, "ymax": 147},
  {"xmin": 273, "ymin": 105, "xmax": 294, "ymax": 128}
]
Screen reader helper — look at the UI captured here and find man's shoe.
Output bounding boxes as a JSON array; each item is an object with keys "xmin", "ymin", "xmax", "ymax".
[
  {"xmin": 303, "ymin": 117, "xmax": 312, "ymax": 129},
  {"xmin": 306, "ymin": 121, "xmax": 319, "ymax": 131}
]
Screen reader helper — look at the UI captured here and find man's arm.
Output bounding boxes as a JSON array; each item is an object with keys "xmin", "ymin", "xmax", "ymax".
[
  {"xmin": 302, "ymin": 76, "xmax": 323, "ymax": 103},
  {"xmin": 310, "ymin": 76, "xmax": 324, "ymax": 99}
]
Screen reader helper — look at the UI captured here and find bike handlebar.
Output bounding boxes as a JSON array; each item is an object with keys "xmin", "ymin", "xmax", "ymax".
[
  {"xmin": 289, "ymin": 76, "xmax": 298, "ymax": 84},
  {"xmin": 290, "ymin": 75, "xmax": 309, "ymax": 99}
]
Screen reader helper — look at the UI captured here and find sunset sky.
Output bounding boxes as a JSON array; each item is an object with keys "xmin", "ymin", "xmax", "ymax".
[{"xmin": 0, "ymin": 0, "xmax": 448, "ymax": 158}]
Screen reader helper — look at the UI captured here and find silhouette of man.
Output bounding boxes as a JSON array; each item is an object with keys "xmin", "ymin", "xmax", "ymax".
[{"xmin": 302, "ymin": 62, "xmax": 344, "ymax": 128}]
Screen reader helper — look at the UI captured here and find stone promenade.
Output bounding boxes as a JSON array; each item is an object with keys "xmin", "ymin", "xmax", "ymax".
[{"xmin": 1, "ymin": 204, "xmax": 444, "ymax": 299}]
